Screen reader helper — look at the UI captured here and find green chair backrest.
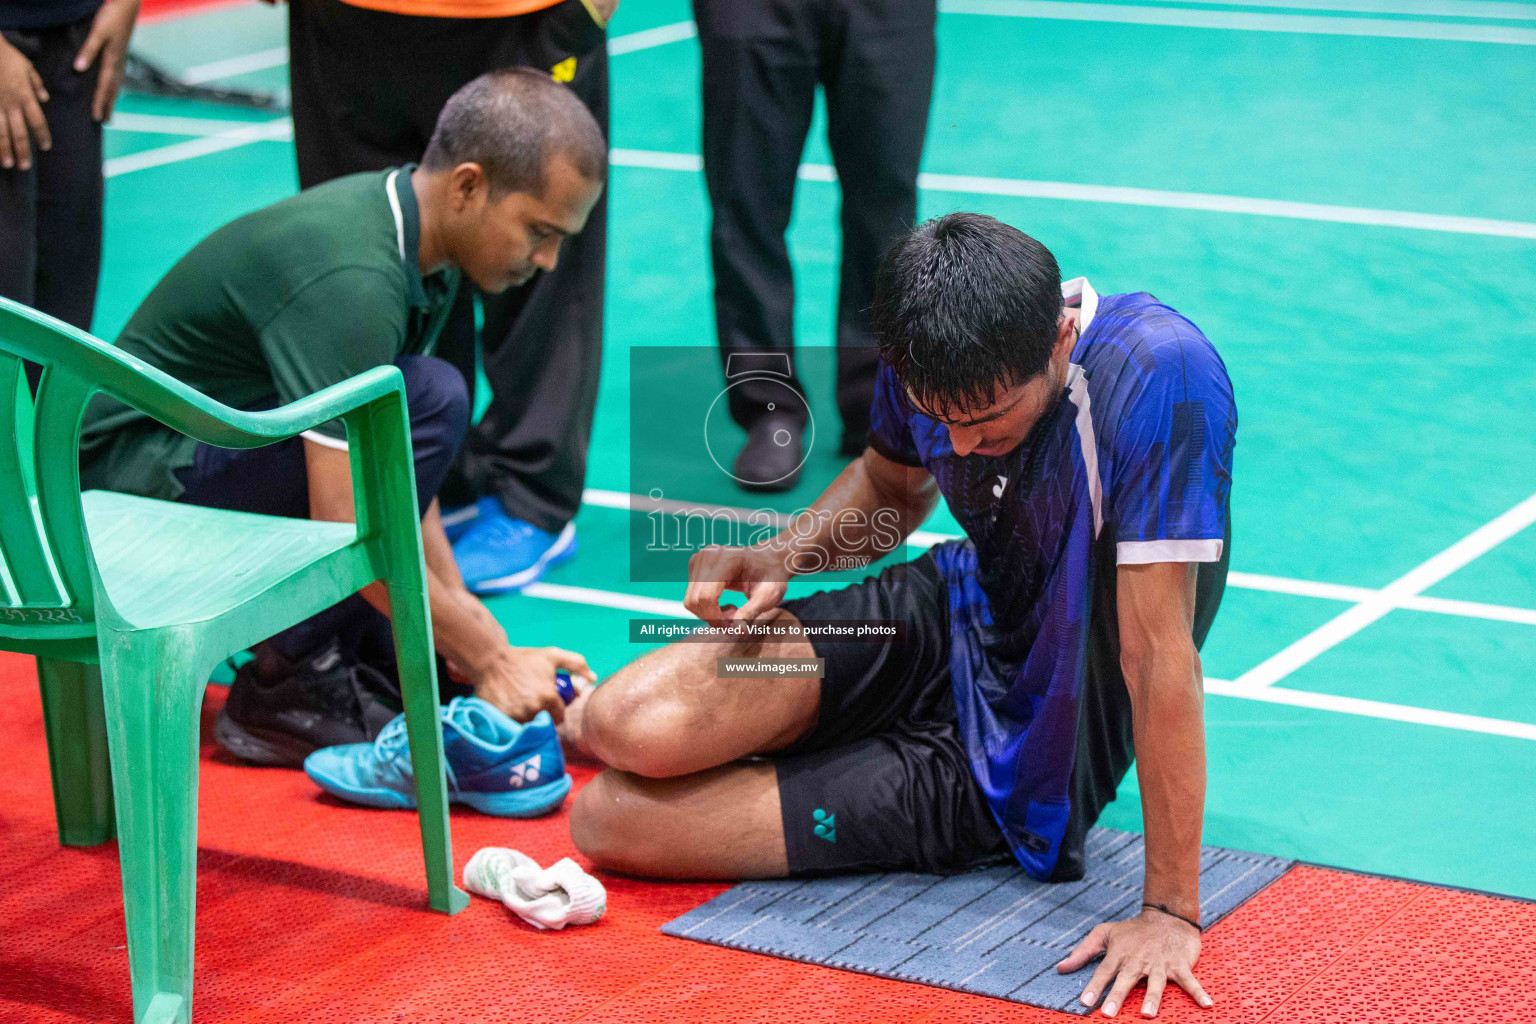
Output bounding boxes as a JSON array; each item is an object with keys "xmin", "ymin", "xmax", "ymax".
[{"xmin": 0, "ymin": 298, "xmax": 405, "ymax": 653}]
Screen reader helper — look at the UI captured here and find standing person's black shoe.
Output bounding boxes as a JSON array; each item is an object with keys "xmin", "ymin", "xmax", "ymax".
[
  {"xmin": 733, "ymin": 411, "xmax": 804, "ymax": 492},
  {"xmin": 214, "ymin": 639, "xmax": 402, "ymax": 768}
]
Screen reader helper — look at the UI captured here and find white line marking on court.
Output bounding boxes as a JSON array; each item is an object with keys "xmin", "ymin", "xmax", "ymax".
[
  {"xmin": 607, "ymin": 20, "xmax": 698, "ymax": 55},
  {"xmin": 181, "ymin": 46, "xmax": 289, "ymax": 84},
  {"xmin": 106, "ymin": 112, "xmax": 267, "ymax": 136},
  {"xmin": 103, "ymin": 120, "xmax": 293, "ymax": 176},
  {"xmin": 103, "ymin": 119, "xmax": 292, "ymax": 178},
  {"xmin": 509, "ymin": 576, "xmax": 1536, "ymax": 741},
  {"xmin": 1233, "ymin": 489, "xmax": 1536, "ymax": 688},
  {"xmin": 939, "ymin": 0, "xmax": 1536, "ymax": 43},
  {"xmin": 1142, "ymin": 0, "xmax": 1536, "ymax": 20},
  {"xmin": 581, "ymin": 488, "xmax": 1536, "ymax": 627},
  {"xmin": 913, "ymin": 170, "xmax": 1536, "ymax": 241},
  {"xmin": 611, "ymin": 148, "xmax": 1536, "ymax": 241},
  {"xmin": 1203, "ymin": 678, "xmax": 1536, "ymax": 741},
  {"xmin": 609, "ymin": 148, "xmax": 702, "ymax": 172},
  {"xmin": 520, "ymin": 581, "xmax": 690, "ymax": 618}
]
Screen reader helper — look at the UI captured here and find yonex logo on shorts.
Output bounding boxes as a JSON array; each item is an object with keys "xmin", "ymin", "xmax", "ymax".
[{"xmin": 812, "ymin": 808, "xmax": 836, "ymax": 842}]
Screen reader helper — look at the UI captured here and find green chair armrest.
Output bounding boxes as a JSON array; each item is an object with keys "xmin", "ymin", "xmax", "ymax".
[{"xmin": 0, "ymin": 296, "xmax": 407, "ymax": 451}]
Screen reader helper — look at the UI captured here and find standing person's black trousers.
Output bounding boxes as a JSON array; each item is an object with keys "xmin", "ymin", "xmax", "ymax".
[
  {"xmin": 287, "ymin": 0, "xmax": 608, "ymax": 534},
  {"xmin": 693, "ymin": 0, "xmax": 936, "ymax": 447},
  {"xmin": 0, "ymin": 17, "xmax": 103, "ymax": 334}
]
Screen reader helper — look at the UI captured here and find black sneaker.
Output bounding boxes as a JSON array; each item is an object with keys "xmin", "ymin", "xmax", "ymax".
[
  {"xmin": 733, "ymin": 410, "xmax": 804, "ymax": 492},
  {"xmin": 214, "ymin": 639, "xmax": 402, "ymax": 768}
]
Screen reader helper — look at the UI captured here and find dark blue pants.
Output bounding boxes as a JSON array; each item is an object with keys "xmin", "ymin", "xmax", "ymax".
[{"xmin": 175, "ymin": 356, "xmax": 469, "ymax": 663}]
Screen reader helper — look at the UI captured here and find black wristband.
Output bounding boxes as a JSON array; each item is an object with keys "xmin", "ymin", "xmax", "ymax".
[{"xmin": 1142, "ymin": 902, "xmax": 1202, "ymax": 933}]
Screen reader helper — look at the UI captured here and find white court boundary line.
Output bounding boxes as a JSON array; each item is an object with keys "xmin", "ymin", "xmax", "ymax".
[
  {"xmin": 512, "ymin": 575, "xmax": 1536, "ymax": 743},
  {"xmin": 106, "ymin": 129, "xmax": 1536, "ymax": 243},
  {"xmin": 610, "ymin": 149, "xmax": 1536, "ymax": 241},
  {"xmin": 1233, "ymin": 489, "xmax": 1536, "ymax": 688},
  {"xmin": 1141, "ymin": 0, "xmax": 1536, "ymax": 20},
  {"xmin": 181, "ymin": 46, "xmax": 289, "ymax": 84},
  {"xmin": 106, "ymin": 112, "xmax": 270, "ymax": 136},
  {"xmin": 103, "ymin": 119, "xmax": 292, "ymax": 178},
  {"xmin": 581, "ymin": 488, "xmax": 1536, "ymax": 628},
  {"xmin": 939, "ymin": 0, "xmax": 1536, "ymax": 43}
]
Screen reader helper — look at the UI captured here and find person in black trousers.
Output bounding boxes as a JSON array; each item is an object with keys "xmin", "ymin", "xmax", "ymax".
[
  {"xmin": 694, "ymin": 0, "xmax": 936, "ymax": 491},
  {"xmin": 1, "ymin": 0, "xmax": 137, "ymax": 350},
  {"xmin": 287, "ymin": 0, "xmax": 612, "ymax": 594}
]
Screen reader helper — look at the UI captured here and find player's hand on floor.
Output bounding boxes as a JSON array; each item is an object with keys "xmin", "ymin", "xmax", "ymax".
[
  {"xmin": 74, "ymin": 0, "xmax": 139, "ymax": 121},
  {"xmin": 684, "ymin": 545, "xmax": 790, "ymax": 624},
  {"xmin": 1056, "ymin": 908, "xmax": 1211, "ymax": 1018},
  {"xmin": 0, "ymin": 36, "xmax": 49, "ymax": 170},
  {"xmin": 471, "ymin": 645, "xmax": 596, "ymax": 724}
]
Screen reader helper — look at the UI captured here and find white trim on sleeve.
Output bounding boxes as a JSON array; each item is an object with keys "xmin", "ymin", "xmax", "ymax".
[
  {"xmin": 384, "ymin": 168, "xmax": 406, "ymax": 262},
  {"xmin": 300, "ymin": 429, "xmax": 350, "ymax": 452},
  {"xmin": 1062, "ymin": 276, "xmax": 1099, "ymax": 334},
  {"xmin": 1064, "ymin": 363, "xmax": 1103, "ymax": 539},
  {"xmin": 1116, "ymin": 538, "xmax": 1224, "ymax": 565}
]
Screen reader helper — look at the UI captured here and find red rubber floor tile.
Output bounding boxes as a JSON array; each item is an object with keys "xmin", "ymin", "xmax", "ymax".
[{"xmin": 2, "ymin": 650, "xmax": 1534, "ymax": 1024}]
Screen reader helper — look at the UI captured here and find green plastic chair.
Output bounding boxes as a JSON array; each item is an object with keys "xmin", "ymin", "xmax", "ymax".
[{"xmin": 0, "ymin": 298, "xmax": 469, "ymax": 1024}]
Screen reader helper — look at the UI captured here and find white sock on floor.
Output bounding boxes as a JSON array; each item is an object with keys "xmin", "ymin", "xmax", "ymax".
[{"xmin": 463, "ymin": 847, "xmax": 607, "ymax": 931}]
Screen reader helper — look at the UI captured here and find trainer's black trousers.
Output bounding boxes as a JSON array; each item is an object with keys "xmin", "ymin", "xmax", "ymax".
[
  {"xmin": 287, "ymin": 0, "xmax": 608, "ymax": 533},
  {"xmin": 692, "ymin": 0, "xmax": 935, "ymax": 439},
  {"xmin": 0, "ymin": 17, "xmax": 103, "ymax": 336}
]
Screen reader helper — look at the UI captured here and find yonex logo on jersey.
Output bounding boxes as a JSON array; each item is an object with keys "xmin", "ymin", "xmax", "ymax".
[
  {"xmin": 812, "ymin": 808, "xmax": 836, "ymax": 842},
  {"xmin": 993, "ymin": 475, "xmax": 1008, "ymax": 499},
  {"xmin": 509, "ymin": 755, "xmax": 542, "ymax": 789}
]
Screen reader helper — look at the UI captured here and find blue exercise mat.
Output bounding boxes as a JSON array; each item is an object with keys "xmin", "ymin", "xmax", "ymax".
[{"xmin": 661, "ymin": 828, "xmax": 1292, "ymax": 1014}]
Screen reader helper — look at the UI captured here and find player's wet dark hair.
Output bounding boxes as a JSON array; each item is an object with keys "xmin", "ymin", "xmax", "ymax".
[
  {"xmin": 422, "ymin": 68, "xmax": 606, "ymax": 197},
  {"xmin": 872, "ymin": 213, "xmax": 1063, "ymax": 419}
]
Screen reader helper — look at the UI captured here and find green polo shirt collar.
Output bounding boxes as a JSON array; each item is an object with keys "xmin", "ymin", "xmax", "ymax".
[{"xmin": 386, "ymin": 164, "xmax": 431, "ymax": 310}]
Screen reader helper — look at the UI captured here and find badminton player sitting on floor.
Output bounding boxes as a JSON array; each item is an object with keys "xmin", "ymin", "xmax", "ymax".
[
  {"xmin": 566, "ymin": 214, "xmax": 1237, "ymax": 1018},
  {"xmin": 78, "ymin": 69, "xmax": 602, "ymax": 765}
]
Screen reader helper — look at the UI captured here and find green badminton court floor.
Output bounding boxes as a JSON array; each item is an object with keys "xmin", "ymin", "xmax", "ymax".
[{"xmin": 98, "ymin": 0, "xmax": 1536, "ymax": 898}]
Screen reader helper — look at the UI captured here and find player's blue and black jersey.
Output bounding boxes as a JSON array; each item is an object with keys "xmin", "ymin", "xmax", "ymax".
[{"xmin": 867, "ymin": 284, "xmax": 1237, "ymax": 877}]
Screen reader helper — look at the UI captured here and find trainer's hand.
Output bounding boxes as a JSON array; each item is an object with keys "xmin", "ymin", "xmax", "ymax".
[
  {"xmin": 74, "ymin": 0, "xmax": 139, "ymax": 122},
  {"xmin": 1056, "ymin": 909, "xmax": 1210, "ymax": 1018},
  {"xmin": 0, "ymin": 36, "xmax": 49, "ymax": 170},
  {"xmin": 684, "ymin": 545, "xmax": 790, "ymax": 624},
  {"xmin": 471, "ymin": 645, "xmax": 596, "ymax": 725}
]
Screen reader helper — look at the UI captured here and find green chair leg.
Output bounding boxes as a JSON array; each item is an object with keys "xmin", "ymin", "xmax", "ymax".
[
  {"xmin": 36, "ymin": 657, "xmax": 115, "ymax": 847},
  {"xmin": 389, "ymin": 583, "xmax": 469, "ymax": 916},
  {"xmin": 98, "ymin": 629, "xmax": 205, "ymax": 1024}
]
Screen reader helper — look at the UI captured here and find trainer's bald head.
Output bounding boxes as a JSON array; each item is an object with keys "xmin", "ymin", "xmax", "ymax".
[{"xmin": 422, "ymin": 67, "xmax": 605, "ymax": 197}]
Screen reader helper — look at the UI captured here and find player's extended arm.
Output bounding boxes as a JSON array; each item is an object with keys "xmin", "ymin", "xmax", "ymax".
[
  {"xmin": 302, "ymin": 440, "xmax": 594, "ymax": 721},
  {"xmin": 1056, "ymin": 560, "xmax": 1213, "ymax": 1018},
  {"xmin": 683, "ymin": 447, "xmax": 938, "ymax": 621}
]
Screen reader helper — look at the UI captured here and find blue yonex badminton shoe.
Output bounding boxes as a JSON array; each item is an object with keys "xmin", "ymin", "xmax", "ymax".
[
  {"xmin": 451, "ymin": 498, "xmax": 577, "ymax": 595},
  {"xmin": 440, "ymin": 497, "xmax": 494, "ymax": 545},
  {"xmin": 304, "ymin": 697, "xmax": 571, "ymax": 817}
]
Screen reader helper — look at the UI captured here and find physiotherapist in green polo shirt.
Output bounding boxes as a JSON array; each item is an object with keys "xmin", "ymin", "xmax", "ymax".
[{"xmin": 78, "ymin": 68, "xmax": 606, "ymax": 766}]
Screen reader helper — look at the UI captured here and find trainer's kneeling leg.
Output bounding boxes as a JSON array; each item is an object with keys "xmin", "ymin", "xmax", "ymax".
[{"xmin": 570, "ymin": 762, "xmax": 788, "ymax": 879}]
